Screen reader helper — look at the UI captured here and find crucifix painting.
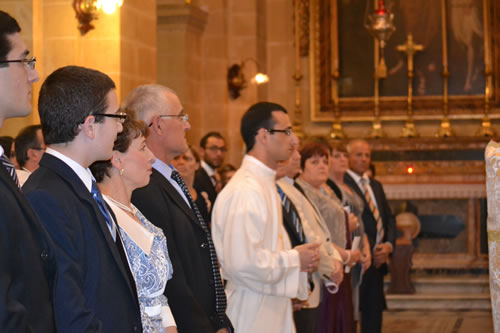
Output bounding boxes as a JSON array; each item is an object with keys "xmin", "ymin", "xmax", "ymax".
[{"xmin": 309, "ymin": 0, "xmax": 495, "ymax": 121}]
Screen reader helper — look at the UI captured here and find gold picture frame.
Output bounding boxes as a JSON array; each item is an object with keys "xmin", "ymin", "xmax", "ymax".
[{"xmin": 308, "ymin": 0, "xmax": 500, "ymax": 122}]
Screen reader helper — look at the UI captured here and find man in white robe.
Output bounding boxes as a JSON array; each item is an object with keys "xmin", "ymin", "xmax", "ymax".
[
  {"xmin": 212, "ymin": 102, "xmax": 320, "ymax": 333},
  {"xmin": 276, "ymin": 137, "xmax": 344, "ymax": 332}
]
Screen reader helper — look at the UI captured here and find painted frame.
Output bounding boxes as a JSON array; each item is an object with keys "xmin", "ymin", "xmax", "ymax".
[{"xmin": 308, "ymin": 0, "xmax": 500, "ymax": 122}]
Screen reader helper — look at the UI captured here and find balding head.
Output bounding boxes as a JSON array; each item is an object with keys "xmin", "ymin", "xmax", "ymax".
[{"xmin": 347, "ymin": 139, "xmax": 371, "ymax": 176}]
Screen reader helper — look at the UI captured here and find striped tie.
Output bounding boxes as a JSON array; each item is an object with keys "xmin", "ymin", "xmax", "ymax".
[
  {"xmin": 171, "ymin": 170, "xmax": 227, "ymax": 320},
  {"xmin": 1, "ymin": 154, "xmax": 19, "ymax": 188},
  {"xmin": 361, "ymin": 178, "xmax": 384, "ymax": 245},
  {"xmin": 277, "ymin": 185, "xmax": 305, "ymax": 243}
]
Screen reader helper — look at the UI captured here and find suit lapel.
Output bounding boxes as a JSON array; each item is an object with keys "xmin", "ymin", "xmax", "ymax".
[
  {"xmin": 344, "ymin": 173, "xmax": 364, "ymax": 201},
  {"xmin": 344, "ymin": 172, "xmax": 376, "ymax": 221},
  {"xmin": 39, "ymin": 154, "xmax": 138, "ymax": 299},
  {"xmin": 1, "ymin": 164, "xmax": 38, "ymax": 224},
  {"xmin": 152, "ymin": 169, "xmax": 203, "ymax": 230}
]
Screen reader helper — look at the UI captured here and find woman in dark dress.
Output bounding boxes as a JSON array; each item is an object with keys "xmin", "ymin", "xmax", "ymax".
[
  {"xmin": 296, "ymin": 142, "xmax": 361, "ymax": 333},
  {"xmin": 327, "ymin": 141, "xmax": 372, "ymax": 328},
  {"xmin": 172, "ymin": 145, "xmax": 211, "ymax": 223}
]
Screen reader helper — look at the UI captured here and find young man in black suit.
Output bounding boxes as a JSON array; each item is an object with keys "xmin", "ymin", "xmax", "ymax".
[
  {"xmin": 194, "ymin": 131, "xmax": 226, "ymax": 205},
  {"xmin": 0, "ymin": 11, "xmax": 56, "ymax": 332},
  {"xmin": 23, "ymin": 66, "xmax": 142, "ymax": 332},
  {"xmin": 344, "ymin": 139, "xmax": 396, "ymax": 333},
  {"xmin": 124, "ymin": 84, "xmax": 233, "ymax": 332}
]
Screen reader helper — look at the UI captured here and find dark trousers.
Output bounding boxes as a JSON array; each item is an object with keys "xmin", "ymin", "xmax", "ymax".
[
  {"xmin": 360, "ymin": 265, "xmax": 385, "ymax": 333},
  {"xmin": 294, "ymin": 306, "xmax": 319, "ymax": 333}
]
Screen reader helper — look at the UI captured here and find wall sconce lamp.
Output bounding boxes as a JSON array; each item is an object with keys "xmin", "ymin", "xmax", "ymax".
[
  {"xmin": 227, "ymin": 58, "xmax": 269, "ymax": 100},
  {"xmin": 73, "ymin": 0, "xmax": 124, "ymax": 35}
]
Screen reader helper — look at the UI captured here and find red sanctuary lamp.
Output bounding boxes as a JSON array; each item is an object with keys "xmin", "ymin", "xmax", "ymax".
[{"xmin": 364, "ymin": 0, "xmax": 396, "ymax": 78}]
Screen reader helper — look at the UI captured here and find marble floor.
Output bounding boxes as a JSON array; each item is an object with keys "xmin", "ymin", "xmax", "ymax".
[{"xmin": 382, "ymin": 310, "xmax": 493, "ymax": 333}]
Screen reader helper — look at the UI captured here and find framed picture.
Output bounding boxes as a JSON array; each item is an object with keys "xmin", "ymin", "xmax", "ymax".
[{"xmin": 308, "ymin": 0, "xmax": 499, "ymax": 122}]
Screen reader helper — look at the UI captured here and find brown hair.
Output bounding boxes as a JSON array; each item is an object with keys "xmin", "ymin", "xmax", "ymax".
[
  {"xmin": 90, "ymin": 110, "xmax": 149, "ymax": 182},
  {"xmin": 299, "ymin": 142, "xmax": 329, "ymax": 170}
]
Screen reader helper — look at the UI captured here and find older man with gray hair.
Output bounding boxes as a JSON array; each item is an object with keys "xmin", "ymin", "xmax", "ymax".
[{"xmin": 126, "ymin": 84, "xmax": 233, "ymax": 333}]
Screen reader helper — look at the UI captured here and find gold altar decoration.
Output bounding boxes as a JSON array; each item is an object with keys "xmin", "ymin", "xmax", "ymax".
[
  {"xmin": 329, "ymin": 1, "xmax": 345, "ymax": 139},
  {"xmin": 436, "ymin": 0, "xmax": 454, "ymax": 137},
  {"xmin": 364, "ymin": 0, "xmax": 396, "ymax": 138},
  {"xmin": 292, "ymin": 0, "xmax": 306, "ymax": 139},
  {"xmin": 397, "ymin": 34, "xmax": 423, "ymax": 138},
  {"xmin": 476, "ymin": 0, "xmax": 496, "ymax": 137},
  {"xmin": 364, "ymin": 0, "xmax": 395, "ymax": 79}
]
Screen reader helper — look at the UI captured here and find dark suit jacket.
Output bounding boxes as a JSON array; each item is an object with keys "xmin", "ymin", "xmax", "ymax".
[
  {"xmin": 194, "ymin": 167, "xmax": 217, "ymax": 208},
  {"xmin": 0, "ymin": 165, "xmax": 56, "ymax": 332},
  {"xmin": 23, "ymin": 154, "xmax": 142, "ymax": 333},
  {"xmin": 343, "ymin": 173, "xmax": 395, "ymax": 254},
  {"xmin": 132, "ymin": 168, "xmax": 232, "ymax": 333}
]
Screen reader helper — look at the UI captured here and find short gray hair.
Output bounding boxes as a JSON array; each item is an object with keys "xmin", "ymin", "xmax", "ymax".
[{"xmin": 122, "ymin": 84, "xmax": 177, "ymax": 124}]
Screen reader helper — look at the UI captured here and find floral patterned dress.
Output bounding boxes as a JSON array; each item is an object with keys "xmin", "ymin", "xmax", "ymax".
[{"xmin": 106, "ymin": 198, "xmax": 175, "ymax": 333}]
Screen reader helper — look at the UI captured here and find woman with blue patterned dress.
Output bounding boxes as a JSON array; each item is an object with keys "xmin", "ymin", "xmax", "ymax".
[{"xmin": 90, "ymin": 113, "xmax": 177, "ymax": 333}]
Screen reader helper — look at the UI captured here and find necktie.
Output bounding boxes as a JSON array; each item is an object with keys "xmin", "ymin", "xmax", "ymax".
[
  {"xmin": 171, "ymin": 170, "xmax": 227, "ymax": 318},
  {"xmin": 210, "ymin": 174, "xmax": 218, "ymax": 188},
  {"xmin": 277, "ymin": 185, "xmax": 305, "ymax": 243},
  {"xmin": 91, "ymin": 180, "xmax": 117, "ymax": 242},
  {"xmin": 361, "ymin": 178, "xmax": 384, "ymax": 245},
  {"xmin": 1, "ymin": 154, "xmax": 19, "ymax": 187}
]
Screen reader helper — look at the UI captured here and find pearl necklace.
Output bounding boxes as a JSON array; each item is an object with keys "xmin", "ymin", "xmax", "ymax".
[{"xmin": 103, "ymin": 195, "xmax": 137, "ymax": 216}]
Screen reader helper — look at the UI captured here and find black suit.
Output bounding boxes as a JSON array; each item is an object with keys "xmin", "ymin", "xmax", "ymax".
[
  {"xmin": 344, "ymin": 172, "xmax": 395, "ymax": 333},
  {"xmin": 0, "ymin": 164, "xmax": 56, "ymax": 332},
  {"xmin": 132, "ymin": 168, "xmax": 232, "ymax": 332},
  {"xmin": 23, "ymin": 154, "xmax": 142, "ymax": 333},
  {"xmin": 194, "ymin": 166, "xmax": 218, "ymax": 207}
]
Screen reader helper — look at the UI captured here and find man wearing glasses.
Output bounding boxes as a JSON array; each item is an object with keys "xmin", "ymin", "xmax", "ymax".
[
  {"xmin": 0, "ymin": 10, "xmax": 55, "ymax": 332},
  {"xmin": 127, "ymin": 84, "xmax": 233, "ymax": 332},
  {"xmin": 14, "ymin": 124, "xmax": 45, "ymax": 186},
  {"xmin": 194, "ymin": 131, "xmax": 227, "ymax": 207},
  {"xmin": 23, "ymin": 66, "xmax": 143, "ymax": 332},
  {"xmin": 212, "ymin": 102, "xmax": 321, "ymax": 333}
]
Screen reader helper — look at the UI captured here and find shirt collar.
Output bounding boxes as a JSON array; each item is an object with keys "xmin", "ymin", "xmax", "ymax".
[
  {"xmin": 282, "ymin": 176, "xmax": 294, "ymax": 185},
  {"xmin": 347, "ymin": 169, "xmax": 370, "ymax": 186},
  {"xmin": 201, "ymin": 160, "xmax": 215, "ymax": 177},
  {"xmin": 242, "ymin": 155, "xmax": 276, "ymax": 180},
  {"xmin": 45, "ymin": 147, "xmax": 94, "ymax": 192},
  {"xmin": 152, "ymin": 157, "xmax": 173, "ymax": 179},
  {"xmin": 0, "ymin": 145, "xmax": 4, "ymax": 157}
]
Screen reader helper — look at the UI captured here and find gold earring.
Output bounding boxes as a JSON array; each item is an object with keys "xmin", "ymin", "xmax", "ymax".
[{"xmin": 120, "ymin": 168, "xmax": 125, "ymax": 176}]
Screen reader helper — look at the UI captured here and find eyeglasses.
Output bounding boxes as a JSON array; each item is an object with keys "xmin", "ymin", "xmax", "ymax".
[
  {"xmin": 93, "ymin": 112, "xmax": 128, "ymax": 124},
  {"xmin": 149, "ymin": 113, "xmax": 189, "ymax": 127},
  {"xmin": 265, "ymin": 128, "xmax": 293, "ymax": 136},
  {"xmin": 205, "ymin": 146, "xmax": 227, "ymax": 153},
  {"xmin": 0, "ymin": 56, "xmax": 36, "ymax": 70}
]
